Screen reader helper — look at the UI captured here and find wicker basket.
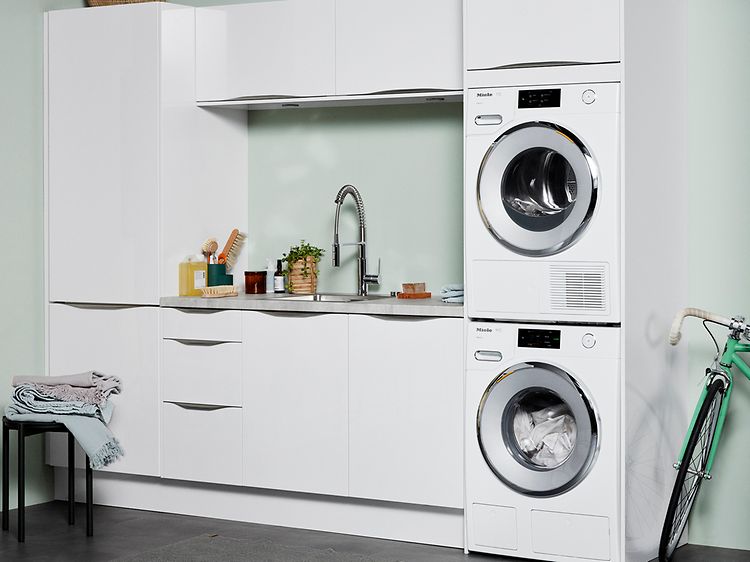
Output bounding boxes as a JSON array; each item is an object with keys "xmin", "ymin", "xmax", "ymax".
[
  {"xmin": 87, "ymin": 0, "xmax": 163, "ymax": 6},
  {"xmin": 288, "ymin": 257, "xmax": 318, "ymax": 295}
]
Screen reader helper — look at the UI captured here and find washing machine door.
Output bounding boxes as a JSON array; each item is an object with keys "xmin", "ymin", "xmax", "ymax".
[
  {"xmin": 477, "ymin": 362, "xmax": 599, "ymax": 497},
  {"xmin": 477, "ymin": 122, "xmax": 598, "ymax": 256}
]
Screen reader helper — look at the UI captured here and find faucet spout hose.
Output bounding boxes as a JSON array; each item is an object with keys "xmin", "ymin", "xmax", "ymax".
[{"xmin": 334, "ymin": 184, "xmax": 366, "ymax": 229}]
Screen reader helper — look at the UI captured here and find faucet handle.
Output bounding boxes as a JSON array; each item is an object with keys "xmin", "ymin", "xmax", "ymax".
[{"xmin": 363, "ymin": 258, "xmax": 381, "ymax": 285}]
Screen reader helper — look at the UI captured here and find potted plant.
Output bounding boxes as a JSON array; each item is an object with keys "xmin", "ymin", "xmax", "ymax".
[{"xmin": 283, "ymin": 240, "xmax": 325, "ymax": 294}]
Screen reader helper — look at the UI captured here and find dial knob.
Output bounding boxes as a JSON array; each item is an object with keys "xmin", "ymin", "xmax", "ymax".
[{"xmin": 582, "ymin": 333, "xmax": 596, "ymax": 349}]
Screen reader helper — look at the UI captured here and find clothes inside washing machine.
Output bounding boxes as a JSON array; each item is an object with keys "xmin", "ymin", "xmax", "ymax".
[{"xmin": 509, "ymin": 389, "xmax": 578, "ymax": 469}]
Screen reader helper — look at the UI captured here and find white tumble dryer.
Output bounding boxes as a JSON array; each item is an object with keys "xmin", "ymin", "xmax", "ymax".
[
  {"xmin": 465, "ymin": 82, "xmax": 620, "ymax": 323},
  {"xmin": 465, "ymin": 320, "xmax": 621, "ymax": 561}
]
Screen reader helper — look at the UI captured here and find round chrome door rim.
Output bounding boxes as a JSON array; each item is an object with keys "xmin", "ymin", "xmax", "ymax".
[
  {"xmin": 476, "ymin": 122, "xmax": 600, "ymax": 257},
  {"xmin": 476, "ymin": 362, "xmax": 600, "ymax": 497}
]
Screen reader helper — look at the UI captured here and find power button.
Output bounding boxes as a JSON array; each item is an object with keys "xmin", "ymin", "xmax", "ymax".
[
  {"xmin": 582, "ymin": 89, "xmax": 597, "ymax": 105},
  {"xmin": 582, "ymin": 333, "xmax": 596, "ymax": 349}
]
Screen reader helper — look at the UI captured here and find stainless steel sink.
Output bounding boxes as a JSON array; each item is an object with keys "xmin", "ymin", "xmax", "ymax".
[{"xmin": 265, "ymin": 293, "xmax": 390, "ymax": 303}]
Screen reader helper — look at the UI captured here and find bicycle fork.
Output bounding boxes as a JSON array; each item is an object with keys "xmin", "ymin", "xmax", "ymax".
[{"xmin": 673, "ymin": 372, "xmax": 733, "ymax": 480}]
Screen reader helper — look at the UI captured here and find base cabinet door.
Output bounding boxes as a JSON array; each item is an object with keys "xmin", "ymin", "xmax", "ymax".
[
  {"xmin": 47, "ymin": 304, "xmax": 159, "ymax": 477},
  {"xmin": 348, "ymin": 315, "xmax": 463, "ymax": 508},
  {"xmin": 242, "ymin": 312, "xmax": 348, "ymax": 496}
]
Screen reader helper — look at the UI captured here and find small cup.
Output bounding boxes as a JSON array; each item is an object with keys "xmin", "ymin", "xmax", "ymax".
[{"xmin": 244, "ymin": 271, "xmax": 267, "ymax": 294}]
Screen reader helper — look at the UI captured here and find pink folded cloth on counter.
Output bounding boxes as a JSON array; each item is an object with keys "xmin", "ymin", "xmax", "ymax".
[{"xmin": 12, "ymin": 371, "xmax": 121, "ymax": 397}]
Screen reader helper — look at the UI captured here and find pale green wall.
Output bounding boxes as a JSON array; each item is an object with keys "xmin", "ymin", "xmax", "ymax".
[
  {"xmin": 686, "ymin": 0, "xmax": 750, "ymax": 550},
  {"xmin": 0, "ymin": 0, "xmax": 85, "ymax": 511},
  {"xmin": 245, "ymin": 104, "xmax": 464, "ymax": 294}
]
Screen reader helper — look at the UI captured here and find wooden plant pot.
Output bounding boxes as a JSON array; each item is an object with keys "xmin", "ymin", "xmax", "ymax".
[{"xmin": 288, "ymin": 257, "xmax": 318, "ymax": 294}]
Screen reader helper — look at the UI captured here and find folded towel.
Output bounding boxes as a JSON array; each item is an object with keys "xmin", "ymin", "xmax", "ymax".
[
  {"xmin": 440, "ymin": 284, "xmax": 464, "ymax": 295},
  {"xmin": 10, "ymin": 384, "xmax": 104, "ymax": 418},
  {"xmin": 13, "ymin": 371, "xmax": 121, "ymax": 397},
  {"xmin": 442, "ymin": 295, "xmax": 464, "ymax": 304},
  {"xmin": 28, "ymin": 383, "xmax": 107, "ymax": 407},
  {"xmin": 441, "ymin": 290, "xmax": 464, "ymax": 299},
  {"xmin": 4, "ymin": 409, "xmax": 123, "ymax": 469}
]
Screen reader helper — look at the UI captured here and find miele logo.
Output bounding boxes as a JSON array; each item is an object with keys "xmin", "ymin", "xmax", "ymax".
[
  {"xmin": 476, "ymin": 92, "xmax": 494, "ymax": 98},
  {"xmin": 476, "ymin": 327, "xmax": 493, "ymax": 333}
]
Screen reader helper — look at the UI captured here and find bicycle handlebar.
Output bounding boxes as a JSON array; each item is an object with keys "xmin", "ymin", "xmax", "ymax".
[{"xmin": 669, "ymin": 308, "xmax": 733, "ymax": 346}]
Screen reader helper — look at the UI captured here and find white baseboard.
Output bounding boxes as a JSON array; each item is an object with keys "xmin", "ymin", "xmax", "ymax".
[{"xmin": 54, "ymin": 468, "xmax": 464, "ymax": 549}]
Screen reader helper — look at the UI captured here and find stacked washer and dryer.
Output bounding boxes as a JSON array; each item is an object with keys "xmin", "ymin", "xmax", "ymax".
[{"xmin": 462, "ymin": 1, "xmax": 689, "ymax": 561}]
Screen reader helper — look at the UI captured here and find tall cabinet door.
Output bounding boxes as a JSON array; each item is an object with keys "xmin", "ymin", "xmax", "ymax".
[
  {"xmin": 335, "ymin": 0, "xmax": 462, "ymax": 95},
  {"xmin": 47, "ymin": 303, "xmax": 159, "ymax": 477},
  {"xmin": 349, "ymin": 315, "xmax": 463, "ymax": 508},
  {"xmin": 242, "ymin": 312, "xmax": 348, "ymax": 496},
  {"xmin": 47, "ymin": 5, "xmax": 160, "ymax": 305}
]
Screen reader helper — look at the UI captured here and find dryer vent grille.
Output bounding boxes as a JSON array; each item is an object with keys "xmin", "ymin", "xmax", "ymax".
[{"xmin": 549, "ymin": 265, "xmax": 607, "ymax": 313}]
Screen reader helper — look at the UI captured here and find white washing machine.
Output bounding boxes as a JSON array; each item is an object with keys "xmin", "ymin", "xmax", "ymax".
[
  {"xmin": 465, "ymin": 320, "xmax": 620, "ymax": 561},
  {"xmin": 465, "ymin": 82, "xmax": 620, "ymax": 323}
]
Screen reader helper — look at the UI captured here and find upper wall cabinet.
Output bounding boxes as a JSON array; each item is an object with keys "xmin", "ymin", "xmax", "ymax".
[
  {"xmin": 335, "ymin": 0, "xmax": 462, "ymax": 95},
  {"xmin": 465, "ymin": 0, "xmax": 620, "ymax": 70},
  {"xmin": 196, "ymin": 0, "xmax": 336, "ymax": 101}
]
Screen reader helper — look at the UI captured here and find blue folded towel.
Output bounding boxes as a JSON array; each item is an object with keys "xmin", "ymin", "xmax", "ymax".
[{"xmin": 441, "ymin": 284, "xmax": 464, "ymax": 304}]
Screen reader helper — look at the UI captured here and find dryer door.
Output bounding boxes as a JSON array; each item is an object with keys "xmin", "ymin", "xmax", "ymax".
[
  {"xmin": 477, "ymin": 362, "xmax": 599, "ymax": 497},
  {"xmin": 477, "ymin": 122, "xmax": 598, "ymax": 256}
]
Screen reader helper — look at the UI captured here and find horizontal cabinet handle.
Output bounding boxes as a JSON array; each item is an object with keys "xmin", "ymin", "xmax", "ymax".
[
  {"xmin": 164, "ymin": 338, "xmax": 236, "ymax": 346},
  {"xmin": 58, "ymin": 302, "xmax": 154, "ymax": 311},
  {"xmin": 165, "ymin": 401, "xmax": 239, "ymax": 411}
]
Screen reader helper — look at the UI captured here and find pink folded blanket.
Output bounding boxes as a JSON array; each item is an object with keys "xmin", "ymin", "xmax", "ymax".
[{"xmin": 12, "ymin": 371, "xmax": 121, "ymax": 397}]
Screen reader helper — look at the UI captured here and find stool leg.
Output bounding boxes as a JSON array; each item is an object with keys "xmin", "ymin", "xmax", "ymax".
[
  {"xmin": 68, "ymin": 432, "xmax": 75, "ymax": 525},
  {"xmin": 85, "ymin": 456, "xmax": 93, "ymax": 537},
  {"xmin": 2, "ymin": 421, "xmax": 8, "ymax": 531},
  {"xmin": 17, "ymin": 425, "xmax": 25, "ymax": 543}
]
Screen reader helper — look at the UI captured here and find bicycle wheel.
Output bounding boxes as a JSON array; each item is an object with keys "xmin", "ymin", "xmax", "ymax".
[{"xmin": 658, "ymin": 378, "xmax": 726, "ymax": 561}]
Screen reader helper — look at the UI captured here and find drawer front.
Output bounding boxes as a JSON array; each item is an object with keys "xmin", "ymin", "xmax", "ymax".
[
  {"xmin": 162, "ymin": 339, "xmax": 242, "ymax": 406},
  {"xmin": 162, "ymin": 308, "xmax": 242, "ymax": 342},
  {"xmin": 161, "ymin": 402, "xmax": 242, "ymax": 485}
]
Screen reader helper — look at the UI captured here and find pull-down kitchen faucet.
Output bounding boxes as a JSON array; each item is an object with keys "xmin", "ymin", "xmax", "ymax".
[{"xmin": 332, "ymin": 184, "xmax": 379, "ymax": 296}]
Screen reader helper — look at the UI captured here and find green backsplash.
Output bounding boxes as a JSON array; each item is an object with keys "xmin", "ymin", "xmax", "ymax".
[{"xmin": 246, "ymin": 103, "xmax": 464, "ymax": 295}]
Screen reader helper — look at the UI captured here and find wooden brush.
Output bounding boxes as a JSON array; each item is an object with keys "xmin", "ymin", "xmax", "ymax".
[
  {"xmin": 217, "ymin": 229, "xmax": 246, "ymax": 272},
  {"xmin": 201, "ymin": 238, "xmax": 218, "ymax": 263}
]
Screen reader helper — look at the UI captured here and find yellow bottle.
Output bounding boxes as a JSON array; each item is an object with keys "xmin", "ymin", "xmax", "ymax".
[{"xmin": 179, "ymin": 257, "xmax": 208, "ymax": 297}]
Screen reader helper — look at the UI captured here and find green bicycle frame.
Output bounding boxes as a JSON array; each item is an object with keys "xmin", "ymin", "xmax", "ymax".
[{"xmin": 677, "ymin": 337, "xmax": 750, "ymax": 476}]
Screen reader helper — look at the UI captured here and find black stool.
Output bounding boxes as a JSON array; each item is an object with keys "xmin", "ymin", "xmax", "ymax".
[{"xmin": 2, "ymin": 416, "xmax": 93, "ymax": 542}]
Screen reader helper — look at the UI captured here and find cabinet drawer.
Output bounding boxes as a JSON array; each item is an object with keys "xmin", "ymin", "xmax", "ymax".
[
  {"xmin": 162, "ymin": 308, "xmax": 242, "ymax": 342},
  {"xmin": 162, "ymin": 339, "xmax": 242, "ymax": 406},
  {"xmin": 161, "ymin": 402, "xmax": 242, "ymax": 485}
]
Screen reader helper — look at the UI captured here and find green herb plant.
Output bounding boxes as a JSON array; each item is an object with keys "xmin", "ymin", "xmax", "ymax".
[{"xmin": 282, "ymin": 240, "xmax": 325, "ymax": 291}]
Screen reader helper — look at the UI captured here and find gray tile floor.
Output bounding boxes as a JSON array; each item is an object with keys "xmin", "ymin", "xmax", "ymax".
[{"xmin": 0, "ymin": 501, "xmax": 747, "ymax": 561}]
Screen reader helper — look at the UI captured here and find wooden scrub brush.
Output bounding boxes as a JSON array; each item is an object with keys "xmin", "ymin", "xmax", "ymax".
[
  {"xmin": 217, "ymin": 228, "xmax": 246, "ymax": 272},
  {"xmin": 201, "ymin": 238, "xmax": 218, "ymax": 263}
]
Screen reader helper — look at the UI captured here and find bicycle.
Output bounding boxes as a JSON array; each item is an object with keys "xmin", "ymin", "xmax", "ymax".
[{"xmin": 659, "ymin": 308, "xmax": 750, "ymax": 561}]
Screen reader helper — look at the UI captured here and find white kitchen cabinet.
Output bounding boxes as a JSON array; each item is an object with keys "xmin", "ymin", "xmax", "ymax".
[
  {"xmin": 242, "ymin": 312, "xmax": 348, "ymax": 496},
  {"xmin": 335, "ymin": 0, "xmax": 462, "ymax": 95},
  {"xmin": 46, "ymin": 4, "xmax": 248, "ymax": 304},
  {"xmin": 161, "ymin": 402, "xmax": 243, "ymax": 485},
  {"xmin": 465, "ymin": 0, "xmax": 620, "ymax": 71},
  {"xmin": 47, "ymin": 4, "xmax": 160, "ymax": 305},
  {"xmin": 47, "ymin": 303, "xmax": 159, "ymax": 477},
  {"xmin": 195, "ymin": 0, "xmax": 336, "ymax": 101},
  {"xmin": 348, "ymin": 315, "xmax": 463, "ymax": 508}
]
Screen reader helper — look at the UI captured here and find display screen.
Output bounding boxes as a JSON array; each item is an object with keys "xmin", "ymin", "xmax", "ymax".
[
  {"xmin": 518, "ymin": 88, "xmax": 561, "ymax": 108},
  {"xmin": 518, "ymin": 328, "xmax": 561, "ymax": 349}
]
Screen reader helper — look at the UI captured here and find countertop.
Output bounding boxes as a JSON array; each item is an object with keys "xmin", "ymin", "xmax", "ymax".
[{"xmin": 160, "ymin": 294, "xmax": 463, "ymax": 318}]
